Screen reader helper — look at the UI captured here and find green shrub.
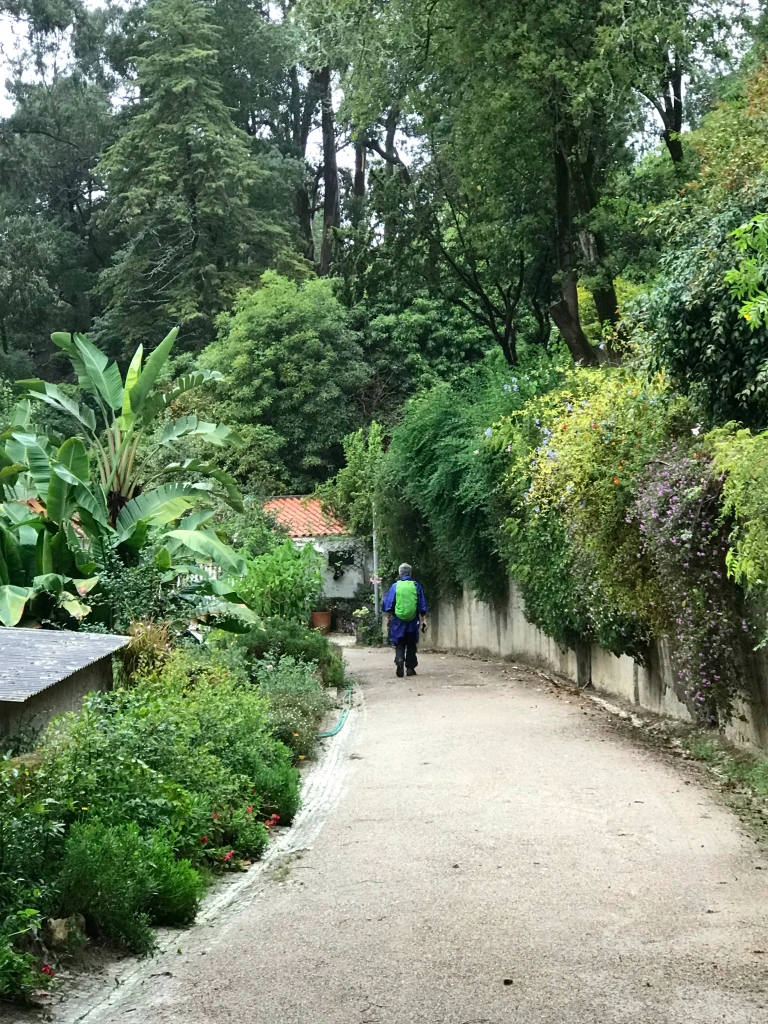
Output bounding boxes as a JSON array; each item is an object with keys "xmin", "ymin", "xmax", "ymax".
[
  {"xmin": 0, "ymin": 642, "xmax": 309, "ymax": 999},
  {"xmin": 237, "ymin": 617, "xmax": 341, "ymax": 684},
  {"xmin": 323, "ymin": 651, "xmax": 345, "ymax": 688},
  {"xmin": 224, "ymin": 501, "xmax": 287, "ymax": 560},
  {"xmin": 37, "ymin": 651, "xmax": 301, "ymax": 845},
  {"xmin": 255, "ymin": 656, "xmax": 334, "ymax": 758},
  {"xmin": 374, "ymin": 348, "xmax": 570, "ymax": 602},
  {"xmin": 88, "ymin": 561, "xmax": 189, "ymax": 634},
  {"xmin": 0, "ymin": 908, "xmax": 50, "ymax": 1001},
  {"xmin": 234, "ymin": 539, "xmax": 324, "ymax": 621},
  {"xmin": 57, "ymin": 822, "xmax": 204, "ymax": 952}
]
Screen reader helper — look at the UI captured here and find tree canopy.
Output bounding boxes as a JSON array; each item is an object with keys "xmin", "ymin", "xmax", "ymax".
[{"xmin": 0, "ymin": 0, "xmax": 765, "ymax": 489}]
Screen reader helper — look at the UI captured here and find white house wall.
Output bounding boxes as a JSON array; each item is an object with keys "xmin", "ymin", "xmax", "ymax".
[{"xmin": 294, "ymin": 536, "xmax": 371, "ymax": 600}]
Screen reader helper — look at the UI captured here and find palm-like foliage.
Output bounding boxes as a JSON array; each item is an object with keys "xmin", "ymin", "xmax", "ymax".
[
  {"xmin": 21, "ymin": 328, "xmax": 242, "ymax": 523},
  {"xmin": 0, "ymin": 329, "xmax": 253, "ymax": 627}
]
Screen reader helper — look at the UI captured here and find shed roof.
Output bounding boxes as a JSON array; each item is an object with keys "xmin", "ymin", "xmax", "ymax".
[
  {"xmin": 263, "ymin": 496, "xmax": 347, "ymax": 539},
  {"xmin": 0, "ymin": 628, "xmax": 129, "ymax": 704}
]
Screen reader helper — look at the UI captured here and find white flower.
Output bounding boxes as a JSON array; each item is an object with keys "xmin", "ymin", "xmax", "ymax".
[{"xmin": 691, "ymin": 426, "xmax": 701, "ymax": 436}]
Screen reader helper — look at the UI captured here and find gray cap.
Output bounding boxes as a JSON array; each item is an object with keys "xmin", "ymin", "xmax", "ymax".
[{"xmin": 398, "ymin": 563, "xmax": 412, "ymax": 576}]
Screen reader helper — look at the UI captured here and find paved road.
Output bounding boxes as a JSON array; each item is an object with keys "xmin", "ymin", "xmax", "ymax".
[{"xmin": 52, "ymin": 649, "xmax": 768, "ymax": 1023}]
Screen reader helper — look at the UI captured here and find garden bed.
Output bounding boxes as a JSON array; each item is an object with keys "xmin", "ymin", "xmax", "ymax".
[{"xmin": 0, "ymin": 624, "xmax": 345, "ymax": 1004}]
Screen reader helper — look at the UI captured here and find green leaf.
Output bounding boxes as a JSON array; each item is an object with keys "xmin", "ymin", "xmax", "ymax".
[
  {"xmin": 0, "ymin": 523, "xmax": 24, "ymax": 586},
  {"xmin": 122, "ymin": 345, "xmax": 144, "ymax": 419},
  {"xmin": 0, "ymin": 501, "xmax": 39, "ymax": 526},
  {"xmin": 128, "ymin": 327, "xmax": 177, "ymax": 420},
  {"xmin": 47, "ymin": 438, "xmax": 89, "ymax": 524},
  {"xmin": 115, "ymin": 482, "xmax": 207, "ymax": 541},
  {"xmin": 162, "ymin": 460, "xmax": 243, "ymax": 511},
  {"xmin": 157, "ymin": 416, "xmax": 242, "ymax": 448},
  {"xmin": 20, "ymin": 381, "xmax": 97, "ymax": 433},
  {"xmin": 10, "ymin": 400, "xmax": 32, "ymax": 430},
  {"xmin": 118, "ymin": 518, "xmax": 148, "ymax": 554},
  {"xmin": 32, "ymin": 572, "xmax": 68, "ymax": 594},
  {"xmin": 7, "ymin": 433, "xmax": 51, "ymax": 497},
  {"xmin": 51, "ymin": 333, "xmax": 98, "ymax": 400},
  {"xmin": 49, "ymin": 527, "xmax": 78, "ymax": 578},
  {"xmin": 164, "ymin": 529, "xmax": 247, "ymax": 576},
  {"xmin": 36, "ymin": 529, "xmax": 54, "ymax": 576},
  {"xmin": 138, "ymin": 369, "xmax": 222, "ymax": 424},
  {"xmin": 0, "ymin": 585, "xmax": 33, "ymax": 625},
  {"xmin": 73, "ymin": 483, "xmax": 109, "ymax": 527},
  {"xmin": 55, "ymin": 437, "xmax": 89, "ymax": 482},
  {"xmin": 59, "ymin": 596, "xmax": 91, "ymax": 620},
  {"xmin": 73, "ymin": 335, "xmax": 124, "ymax": 411},
  {"xmin": 200, "ymin": 600, "xmax": 262, "ymax": 632},
  {"xmin": 180, "ymin": 508, "xmax": 216, "ymax": 531}
]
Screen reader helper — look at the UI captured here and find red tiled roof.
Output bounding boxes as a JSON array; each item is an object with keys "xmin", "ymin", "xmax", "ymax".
[{"xmin": 263, "ymin": 496, "xmax": 347, "ymax": 538}]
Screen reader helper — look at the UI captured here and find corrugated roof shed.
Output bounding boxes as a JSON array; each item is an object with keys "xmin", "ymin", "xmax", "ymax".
[
  {"xmin": 0, "ymin": 629, "xmax": 129, "ymax": 703},
  {"xmin": 263, "ymin": 496, "xmax": 347, "ymax": 539}
]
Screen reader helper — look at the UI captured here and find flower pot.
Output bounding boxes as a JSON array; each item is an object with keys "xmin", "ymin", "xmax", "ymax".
[{"xmin": 311, "ymin": 610, "xmax": 332, "ymax": 634}]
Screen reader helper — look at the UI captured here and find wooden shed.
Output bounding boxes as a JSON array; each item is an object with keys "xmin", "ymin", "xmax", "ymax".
[{"xmin": 0, "ymin": 628, "xmax": 129, "ymax": 739}]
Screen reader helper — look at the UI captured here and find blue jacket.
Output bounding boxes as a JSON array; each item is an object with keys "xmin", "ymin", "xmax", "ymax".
[{"xmin": 382, "ymin": 575, "xmax": 429, "ymax": 641}]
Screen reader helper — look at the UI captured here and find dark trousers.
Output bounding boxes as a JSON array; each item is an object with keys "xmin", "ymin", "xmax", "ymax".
[{"xmin": 394, "ymin": 637, "xmax": 418, "ymax": 671}]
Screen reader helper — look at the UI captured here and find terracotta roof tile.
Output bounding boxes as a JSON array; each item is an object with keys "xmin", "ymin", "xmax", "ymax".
[{"xmin": 263, "ymin": 497, "xmax": 347, "ymax": 538}]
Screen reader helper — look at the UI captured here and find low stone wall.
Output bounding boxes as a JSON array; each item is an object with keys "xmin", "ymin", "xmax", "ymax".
[{"xmin": 423, "ymin": 580, "xmax": 768, "ymax": 754}]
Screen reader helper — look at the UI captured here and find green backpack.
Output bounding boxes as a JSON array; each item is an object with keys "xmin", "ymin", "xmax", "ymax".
[{"xmin": 394, "ymin": 579, "xmax": 418, "ymax": 621}]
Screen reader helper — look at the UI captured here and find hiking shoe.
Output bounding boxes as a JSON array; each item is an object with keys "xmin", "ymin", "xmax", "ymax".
[
  {"xmin": 406, "ymin": 669, "xmax": 416, "ymax": 676},
  {"xmin": 396, "ymin": 664, "xmax": 404, "ymax": 678}
]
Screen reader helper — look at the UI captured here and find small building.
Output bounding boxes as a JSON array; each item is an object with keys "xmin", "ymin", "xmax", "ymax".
[
  {"xmin": 0, "ymin": 628, "xmax": 129, "ymax": 739},
  {"xmin": 263, "ymin": 496, "xmax": 371, "ymax": 600}
]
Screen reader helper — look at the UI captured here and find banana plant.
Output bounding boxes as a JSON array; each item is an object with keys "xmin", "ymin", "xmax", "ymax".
[
  {"xmin": 0, "ymin": 329, "xmax": 254, "ymax": 628},
  {"xmin": 19, "ymin": 328, "xmax": 242, "ymax": 526}
]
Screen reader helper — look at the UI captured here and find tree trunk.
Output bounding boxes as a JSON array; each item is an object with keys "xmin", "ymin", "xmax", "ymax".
[
  {"xmin": 296, "ymin": 185, "xmax": 314, "ymax": 262},
  {"xmin": 351, "ymin": 136, "xmax": 367, "ymax": 227},
  {"xmin": 569, "ymin": 147, "xmax": 619, "ymax": 328},
  {"xmin": 318, "ymin": 66, "xmax": 340, "ymax": 277},
  {"xmin": 550, "ymin": 144, "xmax": 599, "ymax": 366},
  {"xmin": 288, "ymin": 66, "xmax": 323, "ymax": 262},
  {"xmin": 661, "ymin": 58, "xmax": 684, "ymax": 164},
  {"xmin": 384, "ymin": 106, "xmax": 398, "ymax": 176}
]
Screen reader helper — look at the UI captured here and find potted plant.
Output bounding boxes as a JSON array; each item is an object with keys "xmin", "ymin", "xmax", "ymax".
[{"xmin": 310, "ymin": 598, "xmax": 332, "ymax": 634}]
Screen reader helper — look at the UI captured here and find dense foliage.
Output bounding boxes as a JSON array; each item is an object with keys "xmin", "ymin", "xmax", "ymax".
[
  {"xmin": 1, "ymin": 623, "xmax": 341, "ymax": 994},
  {"xmin": 5, "ymin": 0, "xmax": 768, "ymax": 1003}
]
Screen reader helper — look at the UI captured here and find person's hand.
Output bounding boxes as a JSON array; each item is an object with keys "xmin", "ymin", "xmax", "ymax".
[{"xmin": 421, "ymin": 618, "xmax": 427, "ymax": 634}]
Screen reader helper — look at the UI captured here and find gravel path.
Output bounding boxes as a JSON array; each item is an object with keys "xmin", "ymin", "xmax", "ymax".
[{"xmin": 41, "ymin": 649, "xmax": 768, "ymax": 1023}]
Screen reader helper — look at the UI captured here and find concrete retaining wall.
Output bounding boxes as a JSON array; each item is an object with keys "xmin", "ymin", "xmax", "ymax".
[{"xmin": 424, "ymin": 580, "xmax": 768, "ymax": 754}]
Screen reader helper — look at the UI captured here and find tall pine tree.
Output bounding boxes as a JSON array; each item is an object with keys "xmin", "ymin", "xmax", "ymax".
[{"xmin": 96, "ymin": 0, "xmax": 289, "ymax": 354}]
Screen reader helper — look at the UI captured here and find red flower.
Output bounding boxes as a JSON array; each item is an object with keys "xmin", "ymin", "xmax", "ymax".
[
  {"xmin": 212, "ymin": 812, "xmax": 219, "ymax": 820},
  {"xmin": 246, "ymin": 805, "xmax": 253, "ymax": 814},
  {"xmin": 270, "ymin": 814, "xmax": 280, "ymax": 824},
  {"xmin": 223, "ymin": 850, "xmax": 234, "ymax": 862},
  {"xmin": 201, "ymin": 836, "xmax": 209, "ymax": 845},
  {"xmin": 41, "ymin": 964, "xmax": 55, "ymax": 977}
]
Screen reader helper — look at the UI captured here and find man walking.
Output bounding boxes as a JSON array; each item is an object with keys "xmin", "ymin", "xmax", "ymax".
[{"xmin": 382, "ymin": 563, "xmax": 429, "ymax": 677}]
